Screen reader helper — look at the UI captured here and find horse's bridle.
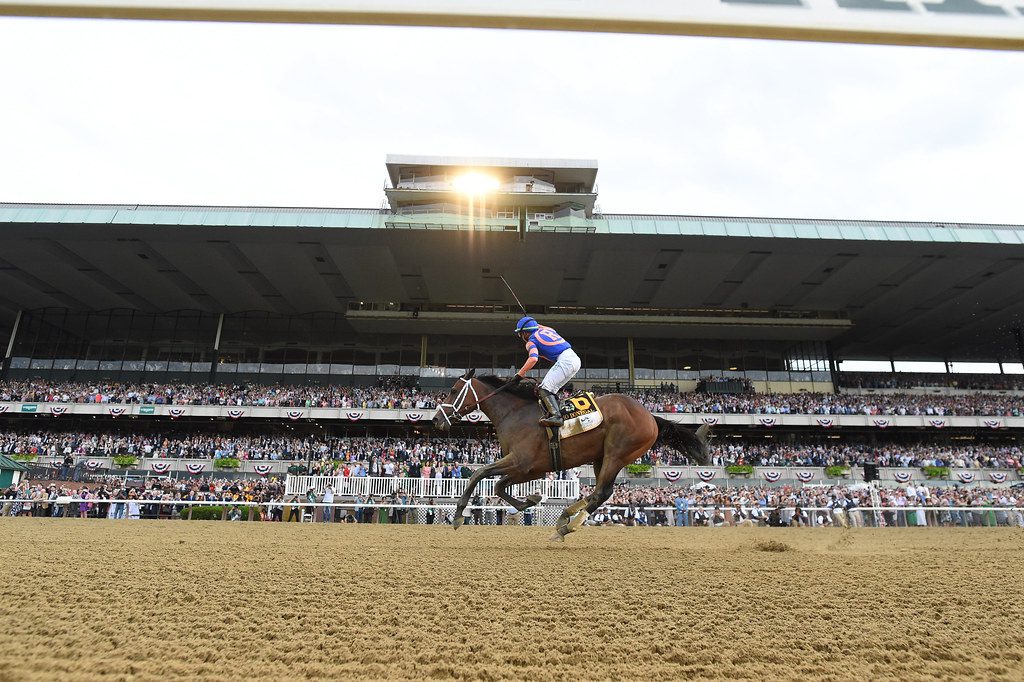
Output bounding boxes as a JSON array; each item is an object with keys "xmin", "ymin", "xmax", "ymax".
[
  {"xmin": 436, "ymin": 376, "xmax": 481, "ymax": 427},
  {"xmin": 436, "ymin": 377, "xmax": 514, "ymax": 427}
]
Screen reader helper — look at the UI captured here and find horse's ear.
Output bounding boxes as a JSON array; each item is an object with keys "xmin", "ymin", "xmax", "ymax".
[{"xmin": 465, "ymin": 368, "xmax": 476, "ymax": 379}]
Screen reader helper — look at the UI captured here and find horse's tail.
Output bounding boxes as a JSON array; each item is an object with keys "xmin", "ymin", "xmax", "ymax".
[{"xmin": 653, "ymin": 416, "xmax": 710, "ymax": 465}]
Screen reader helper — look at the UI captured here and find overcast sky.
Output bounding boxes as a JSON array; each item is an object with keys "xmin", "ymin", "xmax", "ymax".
[{"xmin": 1, "ymin": 18, "xmax": 1022, "ymax": 223}]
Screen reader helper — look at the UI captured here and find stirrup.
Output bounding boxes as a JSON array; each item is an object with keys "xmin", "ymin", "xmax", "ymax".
[{"xmin": 540, "ymin": 414, "xmax": 563, "ymax": 427}]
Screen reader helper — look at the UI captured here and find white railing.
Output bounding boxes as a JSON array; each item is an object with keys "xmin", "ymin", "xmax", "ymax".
[
  {"xmin": 3, "ymin": 500, "xmax": 1022, "ymax": 528},
  {"xmin": 284, "ymin": 474, "xmax": 579, "ymax": 499}
]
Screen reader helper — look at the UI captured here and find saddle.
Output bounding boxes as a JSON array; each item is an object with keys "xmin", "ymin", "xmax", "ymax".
[{"xmin": 544, "ymin": 391, "xmax": 603, "ymax": 471}]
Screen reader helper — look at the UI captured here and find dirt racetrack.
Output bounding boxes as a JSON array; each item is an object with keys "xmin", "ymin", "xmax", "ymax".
[{"xmin": 1, "ymin": 521, "xmax": 1022, "ymax": 682}]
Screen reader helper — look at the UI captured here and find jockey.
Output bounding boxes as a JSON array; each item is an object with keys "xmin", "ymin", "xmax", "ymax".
[{"xmin": 511, "ymin": 316, "xmax": 581, "ymax": 427}]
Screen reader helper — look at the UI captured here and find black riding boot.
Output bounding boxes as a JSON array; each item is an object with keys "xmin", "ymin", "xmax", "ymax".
[{"xmin": 538, "ymin": 389, "xmax": 564, "ymax": 427}]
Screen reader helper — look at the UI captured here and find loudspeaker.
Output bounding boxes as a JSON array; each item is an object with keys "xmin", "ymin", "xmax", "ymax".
[{"xmin": 862, "ymin": 462, "xmax": 879, "ymax": 483}]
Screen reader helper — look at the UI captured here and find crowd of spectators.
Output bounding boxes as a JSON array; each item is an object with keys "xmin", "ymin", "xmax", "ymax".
[
  {"xmin": 0, "ymin": 476, "xmax": 485, "ymax": 525},
  {"xmin": 1, "ymin": 429, "xmax": 502, "ymax": 469},
  {"xmin": 0, "ymin": 379, "xmax": 438, "ymax": 409},
  {"xmin": 2, "ymin": 425, "xmax": 1020, "ymax": 470},
  {"xmin": 6, "ymin": 476, "xmax": 1020, "ymax": 528},
  {"xmin": 3, "ymin": 378, "xmax": 1024, "ymax": 417},
  {"xmin": 584, "ymin": 482, "xmax": 1024, "ymax": 527},
  {"xmin": 620, "ymin": 388, "xmax": 1024, "ymax": 417},
  {"xmin": 664, "ymin": 441, "xmax": 1023, "ymax": 469},
  {"xmin": 837, "ymin": 372, "xmax": 1024, "ymax": 392}
]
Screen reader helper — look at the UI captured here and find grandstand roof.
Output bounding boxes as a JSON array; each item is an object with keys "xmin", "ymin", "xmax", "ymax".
[{"xmin": 1, "ymin": 202, "xmax": 1023, "ymax": 361}]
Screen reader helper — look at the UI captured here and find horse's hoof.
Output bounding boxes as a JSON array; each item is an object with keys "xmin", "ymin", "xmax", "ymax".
[
  {"xmin": 549, "ymin": 532, "xmax": 565, "ymax": 543},
  {"xmin": 452, "ymin": 517, "xmax": 464, "ymax": 531},
  {"xmin": 526, "ymin": 494, "xmax": 542, "ymax": 506}
]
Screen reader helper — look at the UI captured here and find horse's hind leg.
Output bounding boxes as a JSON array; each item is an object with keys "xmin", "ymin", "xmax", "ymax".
[
  {"xmin": 555, "ymin": 455, "xmax": 604, "ymax": 532},
  {"xmin": 550, "ymin": 448, "xmax": 639, "ymax": 542},
  {"xmin": 494, "ymin": 475, "xmax": 541, "ymax": 512}
]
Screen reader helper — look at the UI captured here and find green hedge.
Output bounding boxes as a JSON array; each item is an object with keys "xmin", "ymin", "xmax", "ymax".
[
  {"xmin": 112, "ymin": 455, "xmax": 138, "ymax": 468},
  {"xmin": 287, "ymin": 464, "xmax": 308, "ymax": 475},
  {"xmin": 725, "ymin": 464, "xmax": 754, "ymax": 476},
  {"xmin": 825, "ymin": 465, "xmax": 850, "ymax": 478},
  {"xmin": 181, "ymin": 505, "xmax": 260, "ymax": 521},
  {"xmin": 214, "ymin": 457, "xmax": 241, "ymax": 469},
  {"xmin": 922, "ymin": 465, "xmax": 950, "ymax": 479},
  {"xmin": 626, "ymin": 463, "xmax": 652, "ymax": 476},
  {"xmin": 10, "ymin": 454, "xmax": 37, "ymax": 462}
]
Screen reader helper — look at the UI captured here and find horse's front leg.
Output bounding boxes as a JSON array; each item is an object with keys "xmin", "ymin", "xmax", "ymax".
[{"xmin": 452, "ymin": 462, "xmax": 497, "ymax": 530}]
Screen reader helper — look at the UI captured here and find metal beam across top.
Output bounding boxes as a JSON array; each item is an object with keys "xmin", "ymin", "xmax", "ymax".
[{"xmin": 1, "ymin": 0, "xmax": 1023, "ymax": 51}]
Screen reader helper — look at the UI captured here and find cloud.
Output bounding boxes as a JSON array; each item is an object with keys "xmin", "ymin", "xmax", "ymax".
[{"xmin": 0, "ymin": 18, "xmax": 1021, "ymax": 222}]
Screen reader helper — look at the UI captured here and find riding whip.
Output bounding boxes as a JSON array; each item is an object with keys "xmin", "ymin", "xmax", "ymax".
[{"xmin": 499, "ymin": 275, "xmax": 527, "ymax": 314}]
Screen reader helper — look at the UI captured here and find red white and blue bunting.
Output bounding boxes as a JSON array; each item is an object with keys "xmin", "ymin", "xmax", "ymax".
[
  {"xmin": 465, "ymin": 412, "xmax": 484, "ymax": 423},
  {"xmin": 84, "ymin": 459, "xmax": 105, "ymax": 470},
  {"xmin": 762, "ymin": 470, "xmax": 782, "ymax": 483},
  {"xmin": 929, "ymin": 419, "xmax": 946, "ymax": 429},
  {"xmin": 50, "ymin": 406, "xmax": 68, "ymax": 416},
  {"xmin": 758, "ymin": 417, "xmax": 777, "ymax": 428},
  {"xmin": 286, "ymin": 411, "xmax": 304, "ymax": 421},
  {"xmin": 893, "ymin": 471, "xmax": 913, "ymax": 483},
  {"xmin": 696, "ymin": 469, "xmax": 717, "ymax": 482},
  {"xmin": 405, "ymin": 412, "xmax": 424, "ymax": 422},
  {"xmin": 185, "ymin": 463, "xmax": 206, "ymax": 475},
  {"xmin": 663, "ymin": 470, "xmax": 682, "ymax": 483},
  {"xmin": 990, "ymin": 472, "xmax": 1008, "ymax": 483},
  {"xmin": 795, "ymin": 471, "xmax": 814, "ymax": 483},
  {"xmin": 957, "ymin": 471, "xmax": 976, "ymax": 483},
  {"xmin": 252, "ymin": 464, "xmax": 274, "ymax": 476},
  {"xmin": 873, "ymin": 419, "xmax": 890, "ymax": 429},
  {"xmin": 816, "ymin": 418, "xmax": 834, "ymax": 428},
  {"xmin": 109, "ymin": 407, "xmax": 126, "ymax": 417},
  {"xmin": 346, "ymin": 411, "xmax": 363, "ymax": 421},
  {"xmin": 150, "ymin": 461, "xmax": 172, "ymax": 474},
  {"xmin": 168, "ymin": 408, "xmax": 186, "ymax": 419},
  {"xmin": 701, "ymin": 417, "xmax": 720, "ymax": 426},
  {"xmin": 983, "ymin": 420, "xmax": 1002, "ymax": 429},
  {"xmin": 227, "ymin": 409, "xmax": 245, "ymax": 419}
]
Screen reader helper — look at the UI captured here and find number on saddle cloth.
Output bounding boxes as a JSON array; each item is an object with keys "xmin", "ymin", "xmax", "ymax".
[{"xmin": 556, "ymin": 391, "xmax": 603, "ymax": 438}]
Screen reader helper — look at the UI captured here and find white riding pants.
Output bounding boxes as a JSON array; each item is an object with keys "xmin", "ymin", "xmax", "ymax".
[{"xmin": 540, "ymin": 348, "xmax": 581, "ymax": 393}]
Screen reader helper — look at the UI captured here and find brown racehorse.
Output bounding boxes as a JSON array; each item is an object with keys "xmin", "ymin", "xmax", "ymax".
[{"xmin": 433, "ymin": 370, "xmax": 710, "ymax": 541}]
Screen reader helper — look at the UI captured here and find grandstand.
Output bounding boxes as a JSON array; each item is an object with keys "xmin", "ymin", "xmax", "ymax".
[{"xmin": 1, "ymin": 154, "xmax": 1022, "ymax": 485}]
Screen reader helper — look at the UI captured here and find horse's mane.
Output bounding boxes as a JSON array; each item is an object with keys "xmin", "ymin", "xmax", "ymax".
[{"xmin": 477, "ymin": 374, "xmax": 538, "ymax": 401}]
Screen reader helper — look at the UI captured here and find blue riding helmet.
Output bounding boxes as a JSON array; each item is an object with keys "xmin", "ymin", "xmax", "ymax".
[{"xmin": 514, "ymin": 316, "xmax": 539, "ymax": 334}]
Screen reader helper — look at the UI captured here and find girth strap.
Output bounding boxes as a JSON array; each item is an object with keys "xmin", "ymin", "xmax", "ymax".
[{"xmin": 546, "ymin": 426, "xmax": 562, "ymax": 472}]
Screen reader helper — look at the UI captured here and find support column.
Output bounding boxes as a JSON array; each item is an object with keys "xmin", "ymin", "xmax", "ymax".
[
  {"xmin": 2, "ymin": 310, "xmax": 23, "ymax": 380},
  {"xmin": 420, "ymin": 334, "xmax": 428, "ymax": 367},
  {"xmin": 825, "ymin": 341, "xmax": 839, "ymax": 395},
  {"xmin": 209, "ymin": 313, "xmax": 224, "ymax": 383},
  {"xmin": 627, "ymin": 337, "xmax": 635, "ymax": 385}
]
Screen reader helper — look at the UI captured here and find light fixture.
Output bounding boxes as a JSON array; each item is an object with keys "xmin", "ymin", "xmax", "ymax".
[
  {"xmin": 682, "ymin": 365, "xmax": 692, "ymax": 370},
  {"xmin": 728, "ymin": 366, "xmax": 738, "ymax": 371},
  {"xmin": 452, "ymin": 171, "xmax": 500, "ymax": 195}
]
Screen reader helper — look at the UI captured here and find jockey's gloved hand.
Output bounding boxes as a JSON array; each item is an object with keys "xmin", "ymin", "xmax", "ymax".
[{"xmin": 508, "ymin": 374, "xmax": 523, "ymax": 386}]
